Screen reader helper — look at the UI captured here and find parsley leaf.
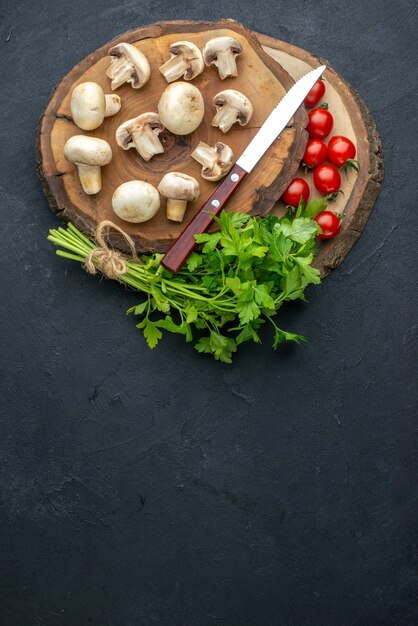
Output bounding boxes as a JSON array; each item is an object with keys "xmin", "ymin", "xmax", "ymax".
[
  {"xmin": 294, "ymin": 256, "xmax": 321, "ymax": 284},
  {"xmin": 269, "ymin": 231, "xmax": 293, "ymax": 263},
  {"xmin": 253, "ymin": 283, "xmax": 275, "ymax": 309},
  {"xmin": 142, "ymin": 319, "xmax": 163, "ymax": 349},
  {"xmin": 279, "ymin": 217, "xmax": 319, "ymax": 244},
  {"xmin": 186, "ymin": 252, "xmax": 203, "ymax": 271},
  {"xmin": 195, "ymin": 331, "xmax": 237, "ymax": 363},
  {"xmin": 303, "ymin": 197, "xmax": 329, "ymax": 219}
]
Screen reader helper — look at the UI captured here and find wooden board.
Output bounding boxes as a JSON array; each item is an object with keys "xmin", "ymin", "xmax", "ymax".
[
  {"xmin": 37, "ymin": 20, "xmax": 307, "ymax": 253},
  {"xmin": 257, "ymin": 32, "xmax": 384, "ymax": 275},
  {"xmin": 37, "ymin": 20, "xmax": 383, "ymax": 275}
]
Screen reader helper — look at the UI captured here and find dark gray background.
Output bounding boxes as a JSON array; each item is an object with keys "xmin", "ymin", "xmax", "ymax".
[{"xmin": 1, "ymin": 0, "xmax": 417, "ymax": 624}]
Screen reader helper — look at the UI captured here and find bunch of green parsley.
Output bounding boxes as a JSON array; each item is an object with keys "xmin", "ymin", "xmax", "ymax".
[{"xmin": 48, "ymin": 198, "xmax": 328, "ymax": 362}]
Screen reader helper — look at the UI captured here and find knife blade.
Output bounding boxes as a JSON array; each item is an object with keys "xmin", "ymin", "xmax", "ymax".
[{"xmin": 161, "ymin": 64, "xmax": 326, "ymax": 273}]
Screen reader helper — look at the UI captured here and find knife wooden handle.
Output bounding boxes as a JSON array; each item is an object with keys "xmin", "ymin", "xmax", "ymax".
[{"xmin": 161, "ymin": 164, "xmax": 247, "ymax": 273}]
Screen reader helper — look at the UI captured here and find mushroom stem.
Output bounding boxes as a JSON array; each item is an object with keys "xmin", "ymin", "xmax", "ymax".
[
  {"xmin": 166, "ymin": 199, "xmax": 188, "ymax": 222},
  {"xmin": 191, "ymin": 142, "xmax": 217, "ymax": 168},
  {"xmin": 212, "ymin": 106, "xmax": 239, "ymax": 133},
  {"xmin": 77, "ymin": 164, "xmax": 102, "ymax": 195},
  {"xmin": 159, "ymin": 56, "xmax": 191, "ymax": 83},
  {"xmin": 108, "ymin": 63, "xmax": 134, "ymax": 90},
  {"xmin": 215, "ymin": 50, "xmax": 238, "ymax": 79},
  {"xmin": 131, "ymin": 127, "xmax": 164, "ymax": 161},
  {"xmin": 104, "ymin": 94, "xmax": 121, "ymax": 117}
]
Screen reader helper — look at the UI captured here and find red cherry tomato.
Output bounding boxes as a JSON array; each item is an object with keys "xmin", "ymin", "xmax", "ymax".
[
  {"xmin": 313, "ymin": 164, "xmax": 341, "ymax": 194},
  {"xmin": 327, "ymin": 135, "xmax": 356, "ymax": 167},
  {"xmin": 302, "ymin": 139, "xmax": 327, "ymax": 169},
  {"xmin": 304, "ymin": 79, "xmax": 326, "ymax": 107},
  {"xmin": 314, "ymin": 211, "xmax": 341, "ymax": 239},
  {"xmin": 282, "ymin": 177, "xmax": 310, "ymax": 207},
  {"xmin": 307, "ymin": 107, "xmax": 334, "ymax": 139}
]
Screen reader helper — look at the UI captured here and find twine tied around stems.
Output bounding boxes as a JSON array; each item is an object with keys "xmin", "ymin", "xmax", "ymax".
[{"xmin": 85, "ymin": 220, "xmax": 139, "ymax": 279}]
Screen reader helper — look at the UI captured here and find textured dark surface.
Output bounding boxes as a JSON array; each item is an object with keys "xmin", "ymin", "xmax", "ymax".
[{"xmin": 1, "ymin": 1, "xmax": 417, "ymax": 625}]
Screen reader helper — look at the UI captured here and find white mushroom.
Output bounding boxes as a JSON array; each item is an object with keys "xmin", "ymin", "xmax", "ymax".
[
  {"xmin": 159, "ymin": 41, "xmax": 204, "ymax": 83},
  {"xmin": 64, "ymin": 135, "xmax": 112, "ymax": 195},
  {"xmin": 106, "ymin": 43, "xmax": 151, "ymax": 90},
  {"xmin": 116, "ymin": 113, "xmax": 165, "ymax": 161},
  {"xmin": 112, "ymin": 181, "xmax": 160, "ymax": 223},
  {"xmin": 70, "ymin": 82, "xmax": 121, "ymax": 131},
  {"xmin": 191, "ymin": 141, "xmax": 234, "ymax": 181},
  {"xmin": 158, "ymin": 82, "xmax": 204, "ymax": 135},
  {"xmin": 211, "ymin": 89, "xmax": 253, "ymax": 133},
  {"xmin": 158, "ymin": 172, "xmax": 200, "ymax": 222},
  {"xmin": 203, "ymin": 36, "xmax": 243, "ymax": 79}
]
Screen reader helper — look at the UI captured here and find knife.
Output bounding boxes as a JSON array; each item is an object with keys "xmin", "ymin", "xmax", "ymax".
[{"xmin": 161, "ymin": 64, "xmax": 326, "ymax": 273}]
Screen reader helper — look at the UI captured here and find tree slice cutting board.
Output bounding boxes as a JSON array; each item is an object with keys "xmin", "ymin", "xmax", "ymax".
[
  {"xmin": 37, "ymin": 20, "xmax": 308, "ymax": 253},
  {"xmin": 37, "ymin": 20, "xmax": 383, "ymax": 275}
]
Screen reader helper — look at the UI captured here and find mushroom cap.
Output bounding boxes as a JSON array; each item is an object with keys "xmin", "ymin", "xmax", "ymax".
[
  {"xmin": 158, "ymin": 82, "xmax": 204, "ymax": 135},
  {"xmin": 64, "ymin": 135, "xmax": 112, "ymax": 166},
  {"xmin": 112, "ymin": 180, "xmax": 160, "ymax": 223},
  {"xmin": 203, "ymin": 36, "xmax": 243, "ymax": 64},
  {"xmin": 165, "ymin": 41, "xmax": 204, "ymax": 79},
  {"xmin": 214, "ymin": 142, "xmax": 234, "ymax": 162},
  {"xmin": 213, "ymin": 89, "xmax": 254, "ymax": 124},
  {"xmin": 108, "ymin": 42, "xmax": 151, "ymax": 88},
  {"xmin": 116, "ymin": 113, "xmax": 164, "ymax": 149},
  {"xmin": 70, "ymin": 82, "xmax": 106, "ymax": 131},
  {"xmin": 157, "ymin": 172, "xmax": 200, "ymax": 202}
]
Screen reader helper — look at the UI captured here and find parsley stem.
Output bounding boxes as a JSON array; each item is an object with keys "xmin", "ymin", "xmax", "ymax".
[{"xmin": 56, "ymin": 250, "xmax": 86, "ymax": 262}]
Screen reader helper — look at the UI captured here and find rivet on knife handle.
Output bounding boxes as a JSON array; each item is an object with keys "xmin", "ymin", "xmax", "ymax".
[{"xmin": 161, "ymin": 164, "xmax": 247, "ymax": 274}]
